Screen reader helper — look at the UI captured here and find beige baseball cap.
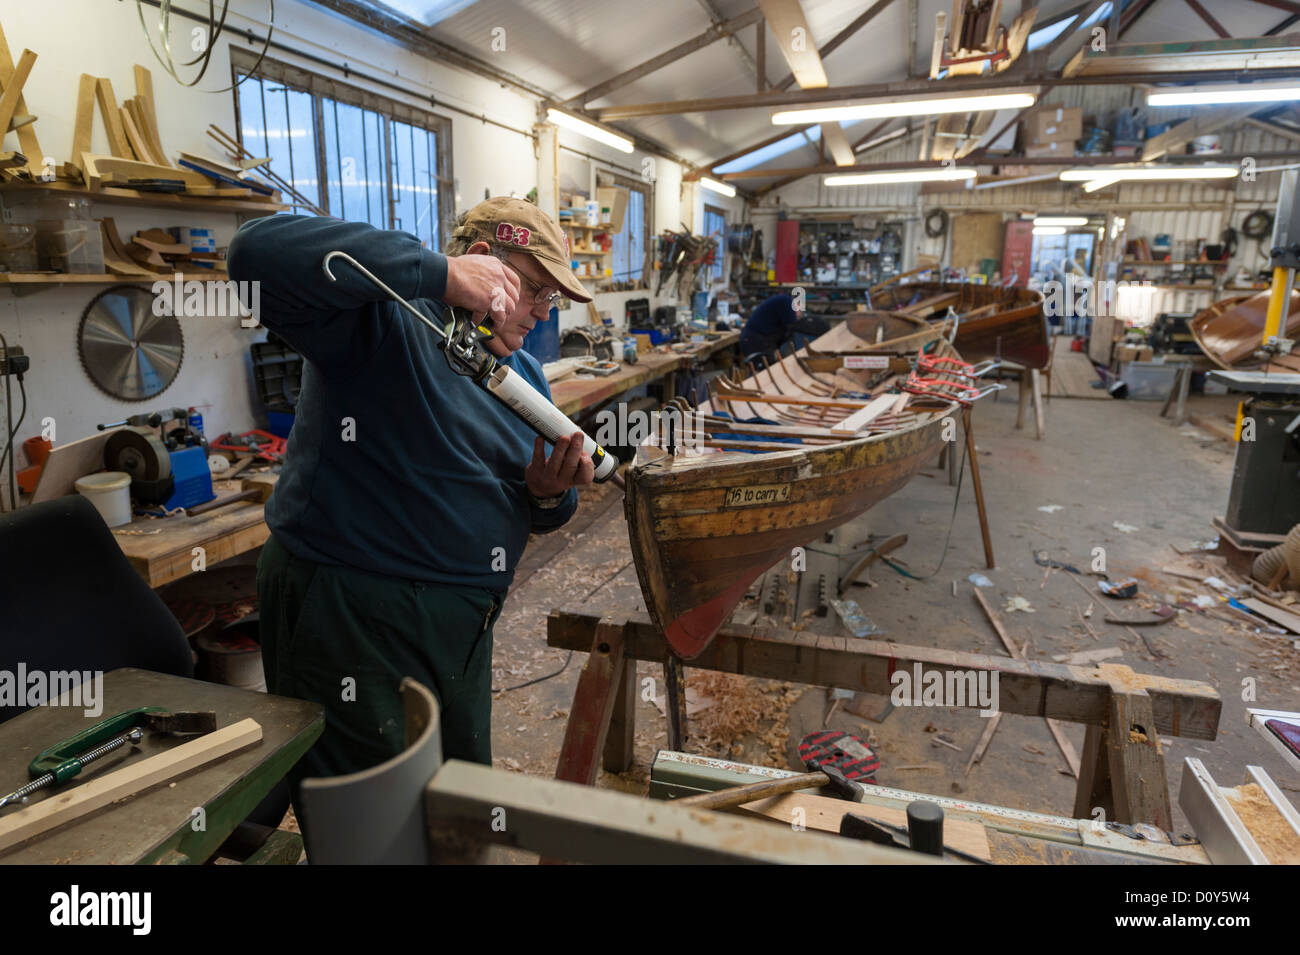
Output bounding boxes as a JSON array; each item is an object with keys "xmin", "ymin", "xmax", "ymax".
[{"xmin": 451, "ymin": 196, "xmax": 593, "ymax": 304}]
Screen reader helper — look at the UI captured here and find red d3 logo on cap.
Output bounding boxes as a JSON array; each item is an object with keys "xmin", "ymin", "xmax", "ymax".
[{"xmin": 495, "ymin": 222, "xmax": 530, "ymax": 246}]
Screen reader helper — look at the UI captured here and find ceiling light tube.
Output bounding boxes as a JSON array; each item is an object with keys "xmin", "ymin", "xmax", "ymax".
[
  {"xmin": 1033, "ymin": 226, "xmax": 1067, "ymax": 235},
  {"xmin": 545, "ymin": 108, "xmax": 634, "ymax": 153},
  {"xmin": 699, "ymin": 176, "xmax": 737, "ymax": 197},
  {"xmin": 1059, "ymin": 165, "xmax": 1238, "ymax": 182},
  {"xmin": 825, "ymin": 167, "xmax": 977, "ymax": 186},
  {"xmin": 773, "ymin": 90, "xmax": 1037, "ymax": 126},
  {"xmin": 1033, "ymin": 216, "xmax": 1088, "ymax": 226},
  {"xmin": 1147, "ymin": 82, "xmax": 1300, "ymax": 107}
]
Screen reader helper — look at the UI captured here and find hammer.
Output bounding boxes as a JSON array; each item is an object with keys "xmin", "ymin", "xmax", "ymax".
[
  {"xmin": 672, "ymin": 764, "xmax": 858, "ymax": 812},
  {"xmin": 186, "ymin": 475, "xmax": 275, "ymax": 517}
]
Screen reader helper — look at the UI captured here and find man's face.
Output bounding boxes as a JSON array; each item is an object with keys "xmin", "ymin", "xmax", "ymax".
[{"xmin": 469, "ymin": 244, "xmax": 558, "ymax": 358}]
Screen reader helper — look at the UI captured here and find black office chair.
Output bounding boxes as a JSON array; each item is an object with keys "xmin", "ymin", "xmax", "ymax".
[
  {"xmin": 0, "ymin": 495, "xmax": 289, "ymax": 828},
  {"xmin": 0, "ymin": 495, "xmax": 193, "ymax": 722}
]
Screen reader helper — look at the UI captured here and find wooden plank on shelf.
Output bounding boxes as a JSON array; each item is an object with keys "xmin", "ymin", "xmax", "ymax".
[
  {"xmin": 80, "ymin": 153, "xmax": 210, "ymax": 189},
  {"xmin": 0, "ymin": 48, "xmax": 35, "ymax": 146},
  {"xmin": 0, "ymin": 25, "xmax": 43, "ymax": 177},
  {"xmin": 100, "ymin": 217, "xmax": 155, "ymax": 277},
  {"xmin": 93, "ymin": 78, "xmax": 132, "ymax": 159},
  {"xmin": 69, "ymin": 74, "xmax": 97, "ymax": 171},
  {"xmin": 0, "ymin": 719, "xmax": 263, "ymax": 854},
  {"xmin": 119, "ymin": 106, "xmax": 154, "ymax": 166},
  {"xmin": 133, "ymin": 65, "xmax": 172, "ymax": 167}
]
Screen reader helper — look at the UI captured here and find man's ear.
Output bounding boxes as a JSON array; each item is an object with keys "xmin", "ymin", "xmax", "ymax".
[{"xmin": 466, "ymin": 240, "xmax": 492, "ymax": 255}]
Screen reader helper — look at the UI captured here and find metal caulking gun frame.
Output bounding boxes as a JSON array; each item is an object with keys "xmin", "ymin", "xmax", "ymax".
[{"xmin": 322, "ymin": 251, "xmax": 623, "ymax": 488}]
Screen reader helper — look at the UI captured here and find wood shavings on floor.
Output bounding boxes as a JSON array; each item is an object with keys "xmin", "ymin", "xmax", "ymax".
[{"xmin": 683, "ymin": 671, "xmax": 802, "ymax": 766}]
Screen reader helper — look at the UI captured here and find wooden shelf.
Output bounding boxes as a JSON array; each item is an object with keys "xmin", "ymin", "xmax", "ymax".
[
  {"xmin": 558, "ymin": 220, "xmax": 609, "ymax": 231},
  {"xmin": 0, "ymin": 271, "xmax": 230, "ymax": 286},
  {"xmin": 1121, "ymin": 259, "xmax": 1229, "ymax": 267},
  {"xmin": 0, "ymin": 179, "xmax": 286, "ymax": 215},
  {"xmin": 572, "ymin": 249, "xmax": 609, "ymax": 257}
]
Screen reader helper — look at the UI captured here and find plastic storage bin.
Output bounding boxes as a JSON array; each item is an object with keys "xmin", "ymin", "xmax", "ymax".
[
  {"xmin": 0, "ymin": 224, "xmax": 38, "ymax": 272},
  {"xmin": 1121, "ymin": 360, "xmax": 1179, "ymax": 400},
  {"xmin": 34, "ymin": 219, "xmax": 105, "ymax": 273}
]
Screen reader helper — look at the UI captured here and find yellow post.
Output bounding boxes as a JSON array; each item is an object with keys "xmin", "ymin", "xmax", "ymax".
[{"xmin": 1261, "ymin": 266, "xmax": 1294, "ymax": 345}]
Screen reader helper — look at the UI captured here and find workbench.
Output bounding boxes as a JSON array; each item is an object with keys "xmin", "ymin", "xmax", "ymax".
[
  {"xmin": 0, "ymin": 668, "xmax": 321, "ymax": 865},
  {"xmin": 111, "ymin": 478, "xmax": 272, "ymax": 589},
  {"xmin": 548, "ymin": 331, "xmax": 738, "ymax": 417}
]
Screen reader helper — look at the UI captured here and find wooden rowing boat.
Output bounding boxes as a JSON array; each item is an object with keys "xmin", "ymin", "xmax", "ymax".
[
  {"xmin": 1189, "ymin": 289, "xmax": 1300, "ymax": 373},
  {"xmin": 817, "ymin": 281, "xmax": 1050, "ymax": 370},
  {"xmin": 624, "ymin": 330, "xmax": 964, "ymax": 660}
]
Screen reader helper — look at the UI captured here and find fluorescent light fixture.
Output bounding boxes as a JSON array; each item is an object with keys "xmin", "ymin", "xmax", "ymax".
[
  {"xmin": 1033, "ymin": 226, "xmax": 1067, "ymax": 235},
  {"xmin": 1061, "ymin": 164, "xmax": 1238, "ymax": 185},
  {"xmin": 853, "ymin": 127, "xmax": 908, "ymax": 153},
  {"xmin": 699, "ymin": 176, "xmax": 737, "ymax": 198},
  {"xmin": 825, "ymin": 167, "xmax": 977, "ymax": 186},
  {"xmin": 1033, "ymin": 216, "xmax": 1088, "ymax": 226},
  {"xmin": 1147, "ymin": 82, "xmax": 1300, "ymax": 107},
  {"xmin": 545, "ymin": 108, "xmax": 634, "ymax": 153},
  {"xmin": 773, "ymin": 90, "xmax": 1036, "ymax": 126}
]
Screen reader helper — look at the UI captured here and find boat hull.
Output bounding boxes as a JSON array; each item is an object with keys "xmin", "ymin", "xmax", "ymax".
[
  {"xmin": 867, "ymin": 282, "xmax": 1050, "ymax": 369},
  {"xmin": 625, "ymin": 413, "xmax": 948, "ymax": 659}
]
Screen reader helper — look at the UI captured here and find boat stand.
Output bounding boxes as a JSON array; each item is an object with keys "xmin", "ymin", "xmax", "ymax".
[{"xmin": 547, "ymin": 609, "xmax": 1221, "ymax": 830}]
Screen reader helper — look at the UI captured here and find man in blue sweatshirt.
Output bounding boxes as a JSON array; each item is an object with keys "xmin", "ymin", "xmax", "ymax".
[{"xmin": 228, "ymin": 197, "xmax": 594, "ymax": 784}]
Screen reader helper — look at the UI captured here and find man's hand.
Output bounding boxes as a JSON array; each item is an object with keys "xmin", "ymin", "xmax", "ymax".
[
  {"xmin": 525, "ymin": 432, "xmax": 595, "ymax": 499},
  {"xmin": 444, "ymin": 254, "xmax": 520, "ymax": 322}
]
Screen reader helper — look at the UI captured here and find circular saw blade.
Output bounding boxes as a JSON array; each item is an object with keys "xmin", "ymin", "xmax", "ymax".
[{"xmin": 78, "ymin": 285, "xmax": 184, "ymax": 401}]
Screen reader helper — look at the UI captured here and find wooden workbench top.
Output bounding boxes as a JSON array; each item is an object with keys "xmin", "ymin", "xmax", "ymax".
[
  {"xmin": 112, "ymin": 477, "xmax": 275, "ymax": 589},
  {"xmin": 0, "ymin": 668, "xmax": 321, "ymax": 865},
  {"xmin": 548, "ymin": 331, "xmax": 738, "ymax": 417}
]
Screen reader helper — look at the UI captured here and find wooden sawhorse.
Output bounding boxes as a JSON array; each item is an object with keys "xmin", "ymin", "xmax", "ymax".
[{"xmin": 547, "ymin": 610, "xmax": 1222, "ymax": 831}]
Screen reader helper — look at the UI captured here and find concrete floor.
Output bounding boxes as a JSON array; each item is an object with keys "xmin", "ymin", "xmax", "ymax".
[{"xmin": 488, "ymin": 385, "xmax": 1300, "ymax": 835}]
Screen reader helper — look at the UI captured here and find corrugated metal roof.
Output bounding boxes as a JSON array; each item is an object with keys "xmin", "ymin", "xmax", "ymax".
[{"xmin": 352, "ymin": 0, "xmax": 1300, "ymax": 166}]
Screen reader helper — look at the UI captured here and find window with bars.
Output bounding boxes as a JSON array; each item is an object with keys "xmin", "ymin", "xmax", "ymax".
[
  {"xmin": 231, "ymin": 51, "xmax": 452, "ymax": 251},
  {"xmin": 598, "ymin": 172, "xmax": 651, "ymax": 287}
]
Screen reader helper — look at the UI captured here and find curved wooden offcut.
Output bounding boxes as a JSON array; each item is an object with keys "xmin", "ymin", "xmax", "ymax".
[{"xmin": 1189, "ymin": 289, "xmax": 1300, "ymax": 370}]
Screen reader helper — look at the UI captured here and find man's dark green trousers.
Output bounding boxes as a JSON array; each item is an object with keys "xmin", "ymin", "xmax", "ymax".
[{"xmin": 257, "ymin": 534, "xmax": 503, "ymax": 785}]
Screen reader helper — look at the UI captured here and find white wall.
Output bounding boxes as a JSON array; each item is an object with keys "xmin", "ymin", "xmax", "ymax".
[{"xmin": 0, "ymin": 0, "xmax": 730, "ymax": 496}]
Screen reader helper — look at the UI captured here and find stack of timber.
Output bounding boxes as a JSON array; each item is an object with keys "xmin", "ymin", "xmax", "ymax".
[{"xmin": 625, "ymin": 313, "xmax": 964, "ymax": 660}]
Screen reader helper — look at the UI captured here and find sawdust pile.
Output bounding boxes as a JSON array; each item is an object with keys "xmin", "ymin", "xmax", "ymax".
[
  {"xmin": 1223, "ymin": 783, "xmax": 1300, "ymax": 864},
  {"xmin": 686, "ymin": 671, "xmax": 802, "ymax": 766}
]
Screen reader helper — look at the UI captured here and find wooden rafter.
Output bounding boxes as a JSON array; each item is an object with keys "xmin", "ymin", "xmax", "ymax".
[
  {"xmin": 560, "ymin": 6, "xmax": 763, "ymax": 107},
  {"xmin": 773, "ymin": 0, "xmax": 897, "ymax": 91},
  {"xmin": 1183, "ymin": 0, "xmax": 1230, "ymax": 37},
  {"xmin": 1249, "ymin": 0, "xmax": 1300, "ymax": 16}
]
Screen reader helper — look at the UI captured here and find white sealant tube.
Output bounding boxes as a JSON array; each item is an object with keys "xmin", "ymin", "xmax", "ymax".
[{"xmin": 486, "ymin": 365, "xmax": 619, "ymax": 482}]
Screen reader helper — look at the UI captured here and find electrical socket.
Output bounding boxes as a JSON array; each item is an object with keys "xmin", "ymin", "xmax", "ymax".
[{"xmin": 0, "ymin": 345, "xmax": 29, "ymax": 377}]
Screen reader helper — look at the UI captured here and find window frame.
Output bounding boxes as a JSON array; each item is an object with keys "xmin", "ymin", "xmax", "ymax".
[
  {"xmin": 597, "ymin": 169, "xmax": 653, "ymax": 290},
  {"xmin": 230, "ymin": 50, "xmax": 454, "ymax": 248},
  {"xmin": 703, "ymin": 203, "xmax": 728, "ymax": 287}
]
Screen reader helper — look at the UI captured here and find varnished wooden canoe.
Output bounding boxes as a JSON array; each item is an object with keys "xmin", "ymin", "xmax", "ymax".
[
  {"xmin": 821, "ymin": 282, "xmax": 1050, "ymax": 370},
  {"xmin": 625, "ymin": 333, "xmax": 962, "ymax": 660},
  {"xmin": 1189, "ymin": 289, "xmax": 1300, "ymax": 371}
]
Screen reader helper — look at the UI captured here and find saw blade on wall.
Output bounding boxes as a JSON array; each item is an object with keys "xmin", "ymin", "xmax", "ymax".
[{"xmin": 78, "ymin": 285, "xmax": 184, "ymax": 401}]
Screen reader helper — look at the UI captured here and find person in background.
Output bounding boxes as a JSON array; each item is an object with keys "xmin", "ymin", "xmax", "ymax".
[{"xmin": 738, "ymin": 292, "xmax": 830, "ymax": 363}]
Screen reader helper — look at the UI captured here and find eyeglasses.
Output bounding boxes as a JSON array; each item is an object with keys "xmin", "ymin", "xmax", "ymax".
[{"xmin": 505, "ymin": 260, "xmax": 563, "ymax": 310}]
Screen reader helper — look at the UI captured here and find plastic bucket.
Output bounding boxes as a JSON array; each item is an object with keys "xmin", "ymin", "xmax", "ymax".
[{"xmin": 74, "ymin": 471, "xmax": 132, "ymax": 527}]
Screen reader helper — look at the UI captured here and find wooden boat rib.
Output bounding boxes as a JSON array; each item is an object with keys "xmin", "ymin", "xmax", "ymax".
[
  {"xmin": 625, "ymin": 330, "xmax": 965, "ymax": 660},
  {"xmin": 811, "ymin": 282, "xmax": 1050, "ymax": 370}
]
